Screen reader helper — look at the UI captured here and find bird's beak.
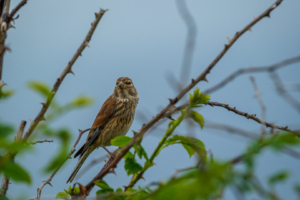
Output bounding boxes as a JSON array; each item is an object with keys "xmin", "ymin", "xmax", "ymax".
[{"xmin": 118, "ymin": 82, "xmax": 125, "ymax": 89}]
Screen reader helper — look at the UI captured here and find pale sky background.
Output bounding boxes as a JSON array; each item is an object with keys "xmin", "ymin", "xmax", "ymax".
[{"xmin": 1, "ymin": 0, "xmax": 300, "ymax": 199}]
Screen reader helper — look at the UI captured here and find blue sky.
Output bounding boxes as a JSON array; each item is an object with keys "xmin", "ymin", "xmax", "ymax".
[{"xmin": 1, "ymin": 0, "xmax": 300, "ymax": 199}]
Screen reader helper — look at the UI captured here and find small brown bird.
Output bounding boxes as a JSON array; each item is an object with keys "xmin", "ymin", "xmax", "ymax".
[{"xmin": 67, "ymin": 77, "xmax": 139, "ymax": 183}]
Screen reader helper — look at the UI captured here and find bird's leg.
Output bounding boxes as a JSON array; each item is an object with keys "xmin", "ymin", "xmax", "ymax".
[{"xmin": 101, "ymin": 146, "xmax": 116, "ymax": 159}]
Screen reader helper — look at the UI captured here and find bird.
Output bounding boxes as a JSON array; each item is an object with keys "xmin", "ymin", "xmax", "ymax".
[{"xmin": 67, "ymin": 77, "xmax": 139, "ymax": 183}]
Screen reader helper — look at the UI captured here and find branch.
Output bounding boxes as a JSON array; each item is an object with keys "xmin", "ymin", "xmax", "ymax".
[
  {"xmin": 29, "ymin": 139, "xmax": 53, "ymax": 145},
  {"xmin": 270, "ymin": 72, "xmax": 300, "ymax": 114},
  {"xmin": 206, "ymin": 101, "xmax": 299, "ymax": 136},
  {"xmin": 73, "ymin": 128, "xmax": 90, "ymax": 149},
  {"xmin": 250, "ymin": 76, "xmax": 267, "ymax": 135},
  {"xmin": 33, "ymin": 126, "xmax": 91, "ymax": 199},
  {"xmin": 205, "ymin": 122, "xmax": 300, "ymax": 160},
  {"xmin": 22, "ymin": 9, "xmax": 107, "ymax": 140},
  {"xmin": 72, "ymin": 1, "xmax": 284, "ymax": 196},
  {"xmin": 0, "ymin": 0, "xmax": 27, "ymax": 81},
  {"xmin": 176, "ymin": 0, "xmax": 197, "ymax": 85},
  {"xmin": 204, "ymin": 55, "xmax": 300, "ymax": 94},
  {"xmin": 0, "ymin": 120, "xmax": 26, "ymax": 195},
  {"xmin": 9, "ymin": 0, "xmax": 27, "ymax": 20},
  {"xmin": 35, "ymin": 148, "xmax": 76, "ymax": 200}
]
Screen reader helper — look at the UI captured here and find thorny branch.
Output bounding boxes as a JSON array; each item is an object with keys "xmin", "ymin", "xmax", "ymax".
[
  {"xmin": 35, "ymin": 149, "xmax": 76, "ymax": 200},
  {"xmin": 206, "ymin": 101, "xmax": 298, "ymax": 135},
  {"xmin": 205, "ymin": 122, "xmax": 300, "ymax": 160},
  {"xmin": 34, "ymin": 128, "xmax": 91, "ymax": 200},
  {"xmin": 1, "ymin": 7, "xmax": 106, "ymax": 198},
  {"xmin": 30, "ymin": 139, "xmax": 53, "ymax": 145},
  {"xmin": 72, "ymin": 1, "xmax": 284, "ymax": 197},
  {"xmin": 22, "ymin": 9, "xmax": 106, "ymax": 141},
  {"xmin": 0, "ymin": 0, "xmax": 27, "ymax": 82},
  {"xmin": 160, "ymin": 100, "xmax": 297, "ymax": 135},
  {"xmin": 204, "ymin": 55, "xmax": 300, "ymax": 94}
]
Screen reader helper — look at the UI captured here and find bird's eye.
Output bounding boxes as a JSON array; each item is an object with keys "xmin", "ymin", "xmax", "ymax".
[
  {"xmin": 116, "ymin": 82, "xmax": 118, "ymax": 85},
  {"xmin": 126, "ymin": 82, "xmax": 132, "ymax": 85}
]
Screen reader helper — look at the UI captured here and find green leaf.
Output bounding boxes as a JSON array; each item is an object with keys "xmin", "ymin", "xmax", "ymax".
[
  {"xmin": 0, "ymin": 122, "xmax": 14, "ymax": 138},
  {"xmin": 95, "ymin": 180, "xmax": 114, "ymax": 192},
  {"xmin": 189, "ymin": 110, "xmax": 204, "ymax": 129},
  {"xmin": 124, "ymin": 157, "xmax": 142, "ymax": 175},
  {"xmin": 123, "ymin": 151, "xmax": 134, "ymax": 159},
  {"xmin": 71, "ymin": 96, "xmax": 94, "ymax": 107},
  {"xmin": 163, "ymin": 135, "xmax": 206, "ymax": 159},
  {"xmin": 55, "ymin": 192, "xmax": 70, "ymax": 200},
  {"xmin": 43, "ymin": 129, "xmax": 70, "ymax": 172},
  {"xmin": 134, "ymin": 143, "xmax": 149, "ymax": 161},
  {"xmin": 294, "ymin": 183, "xmax": 300, "ymax": 198},
  {"xmin": 0, "ymin": 194, "xmax": 9, "ymax": 200},
  {"xmin": 268, "ymin": 170, "xmax": 289, "ymax": 186},
  {"xmin": 44, "ymin": 145, "xmax": 68, "ymax": 172},
  {"xmin": 1, "ymin": 160, "xmax": 31, "ymax": 184},
  {"xmin": 182, "ymin": 144, "xmax": 195, "ymax": 157},
  {"xmin": 0, "ymin": 88, "xmax": 14, "ymax": 100},
  {"xmin": 28, "ymin": 81, "xmax": 51, "ymax": 98},
  {"xmin": 111, "ymin": 136, "xmax": 132, "ymax": 147}
]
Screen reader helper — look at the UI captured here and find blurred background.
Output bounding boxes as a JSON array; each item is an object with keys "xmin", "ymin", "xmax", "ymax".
[{"xmin": 1, "ymin": 0, "xmax": 300, "ymax": 199}]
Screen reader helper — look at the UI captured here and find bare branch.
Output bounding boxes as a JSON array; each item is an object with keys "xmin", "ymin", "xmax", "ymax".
[
  {"xmin": 22, "ymin": 9, "xmax": 107, "ymax": 140},
  {"xmin": 176, "ymin": 0, "xmax": 197, "ymax": 85},
  {"xmin": 71, "ymin": 1, "xmax": 284, "ymax": 196},
  {"xmin": 205, "ymin": 122, "xmax": 300, "ymax": 160},
  {"xmin": 206, "ymin": 101, "xmax": 298, "ymax": 136},
  {"xmin": 16, "ymin": 120, "xmax": 26, "ymax": 140},
  {"xmin": 204, "ymin": 55, "xmax": 300, "ymax": 94},
  {"xmin": 9, "ymin": 0, "xmax": 27, "ymax": 20},
  {"xmin": 0, "ymin": 0, "xmax": 27, "ymax": 81},
  {"xmin": 0, "ymin": 120, "xmax": 26, "ymax": 195},
  {"xmin": 270, "ymin": 72, "xmax": 300, "ymax": 114},
  {"xmin": 73, "ymin": 128, "xmax": 90, "ymax": 149},
  {"xmin": 35, "ymin": 148, "xmax": 76, "ymax": 200},
  {"xmin": 250, "ymin": 76, "xmax": 267, "ymax": 135},
  {"xmin": 30, "ymin": 139, "xmax": 53, "ymax": 145}
]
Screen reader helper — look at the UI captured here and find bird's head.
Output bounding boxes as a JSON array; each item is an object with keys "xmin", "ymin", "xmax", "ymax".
[{"xmin": 114, "ymin": 77, "xmax": 138, "ymax": 99}]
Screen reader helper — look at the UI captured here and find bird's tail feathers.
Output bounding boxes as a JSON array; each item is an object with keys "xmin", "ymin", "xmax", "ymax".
[{"xmin": 66, "ymin": 148, "xmax": 91, "ymax": 183}]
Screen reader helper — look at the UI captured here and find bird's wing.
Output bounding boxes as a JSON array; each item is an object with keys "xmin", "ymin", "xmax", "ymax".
[{"xmin": 74, "ymin": 96, "xmax": 117, "ymax": 158}]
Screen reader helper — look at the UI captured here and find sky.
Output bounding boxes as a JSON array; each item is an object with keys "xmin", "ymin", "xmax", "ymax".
[{"xmin": 1, "ymin": 0, "xmax": 300, "ymax": 199}]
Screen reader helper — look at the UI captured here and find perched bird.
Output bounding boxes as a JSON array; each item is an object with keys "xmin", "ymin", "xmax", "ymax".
[{"xmin": 67, "ymin": 77, "xmax": 139, "ymax": 183}]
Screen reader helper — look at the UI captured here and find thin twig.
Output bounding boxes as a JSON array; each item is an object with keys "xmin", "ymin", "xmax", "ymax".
[
  {"xmin": 160, "ymin": 100, "xmax": 297, "ymax": 135},
  {"xmin": 73, "ymin": 1, "xmax": 284, "ymax": 197},
  {"xmin": 206, "ymin": 101, "xmax": 298, "ymax": 135},
  {"xmin": 0, "ymin": 121, "xmax": 26, "ymax": 195},
  {"xmin": 73, "ymin": 128, "xmax": 90, "ymax": 149},
  {"xmin": 171, "ymin": 165, "xmax": 198, "ymax": 180},
  {"xmin": 35, "ymin": 148, "xmax": 76, "ymax": 200},
  {"xmin": 250, "ymin": 76, "xmax": 267, "ymax": 135},
  {"xmin": 30, "ymin": 139, "xmax": 53, "ymax": 145},
  {"xmin": 176, "ymin": 0, "xmax": 197, "ymax": 85},
  {"xmin": 9, "ymin": 0, "xmax": 27, "ymax": 20},
  {"xmin": 22, "ymin": 9, "xmax": 107, "ymax": 140},
  {"xmin": 270, "ymin": 72, "xmax": 300, "ymax": 114},
  {"xmin": 204, "ymin": 55, "xmax": 300, "ymax": 94},
  {"xmin": 205, "ymin": 122, "xmax": 300, "ymax": 160}
]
